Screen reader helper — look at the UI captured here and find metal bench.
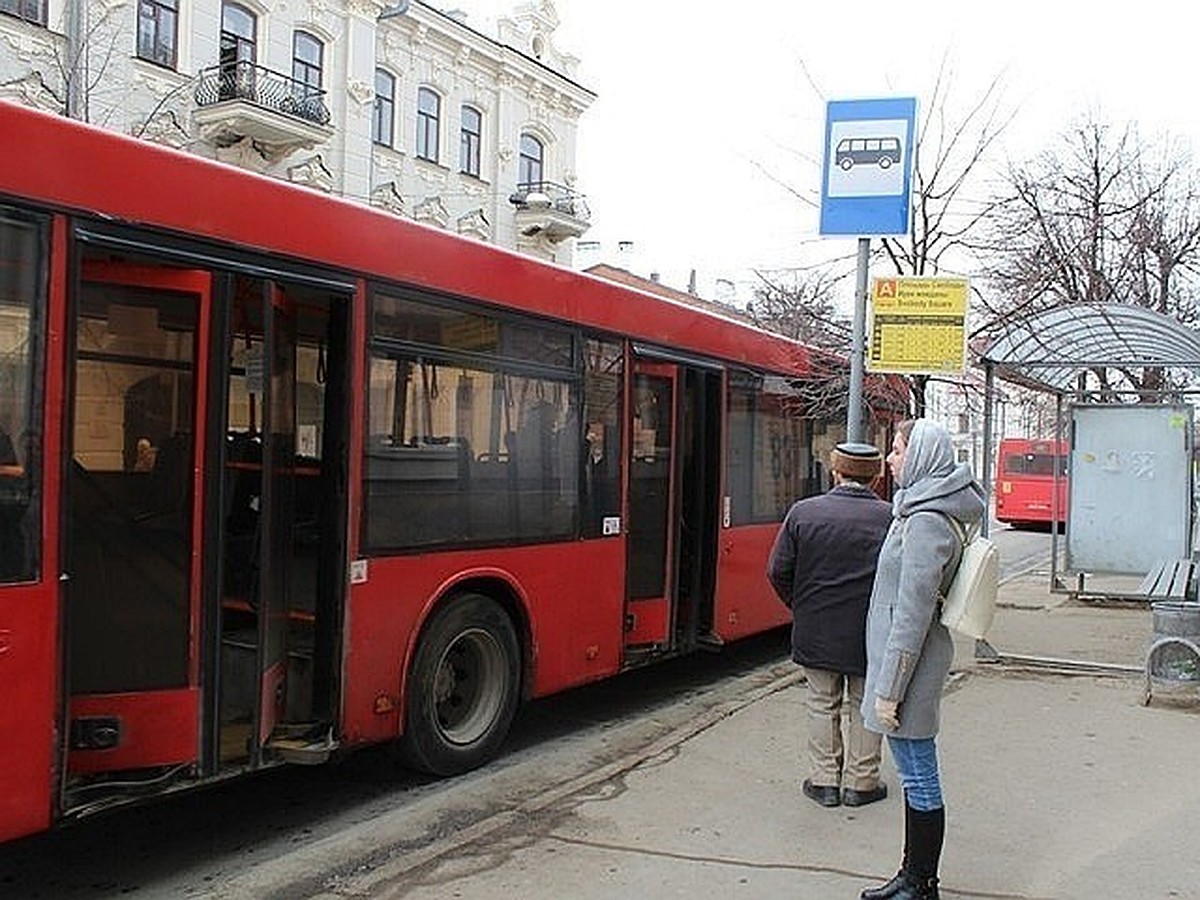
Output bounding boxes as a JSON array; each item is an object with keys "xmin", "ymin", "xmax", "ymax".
[{"xmin": 1137, "ymin": 558, "xmax": 1197, "ymax": 601}]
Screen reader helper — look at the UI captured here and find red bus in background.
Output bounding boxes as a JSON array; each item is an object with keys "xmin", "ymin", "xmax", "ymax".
[
  {"xmin": 0, "ymin": 101, "xmax": 898, "ymax": 844},
  {"xmin": 995, "ymin": 437, "xmax": 1069, "ymax": 528}
]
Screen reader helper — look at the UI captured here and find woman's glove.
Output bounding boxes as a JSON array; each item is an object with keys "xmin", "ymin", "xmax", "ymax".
[{"xmin": 875, "ymin": 697, "xmax": 900, "ymax": 731}]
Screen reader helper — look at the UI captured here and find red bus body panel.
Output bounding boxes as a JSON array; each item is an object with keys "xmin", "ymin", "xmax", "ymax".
[
  {"xmin": 342, "ymin": 539, "xmax": 627, "ymax": 745},
  {"xmin": 68, "ymin": 690, "xmax": 200, "ymax": 774},
  {"xmin": 0, "ymin": 580, "xmax": 59, "ymax": 842},
  {"xmin": 713, "ymin": 524, "xmax": 791, "ymax": 640}
]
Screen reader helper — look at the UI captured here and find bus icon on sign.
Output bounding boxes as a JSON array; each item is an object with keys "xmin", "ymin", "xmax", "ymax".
[{"xmin": 835, "ymin": 136, "xmax": 901, "ymax": 171}]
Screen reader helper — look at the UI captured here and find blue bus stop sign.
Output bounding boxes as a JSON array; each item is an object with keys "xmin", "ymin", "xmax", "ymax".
[{"xmin": 819, "ymin": 97, "xmax": 917, "ymax": 237}]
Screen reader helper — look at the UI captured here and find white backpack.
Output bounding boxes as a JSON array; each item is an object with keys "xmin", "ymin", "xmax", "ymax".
[{"xmin": 933, "ymin": 512, "xmax": 999, "ymax": 640}]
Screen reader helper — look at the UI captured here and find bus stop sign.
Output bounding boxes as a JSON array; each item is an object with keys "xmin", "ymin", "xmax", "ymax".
[{"xmin": 819, "ymin": 97, "xmax": 917, "ymax": 237}]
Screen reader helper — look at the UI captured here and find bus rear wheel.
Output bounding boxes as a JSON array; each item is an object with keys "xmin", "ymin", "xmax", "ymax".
[{"xmin": 400, "ymin": 592, "xmax": 520, "ymax": 776}]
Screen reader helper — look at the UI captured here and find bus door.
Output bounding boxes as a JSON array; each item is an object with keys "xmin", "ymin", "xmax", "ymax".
[
  {"xmin": 65, "ymin": 259, "xmax": 212, "ymax": 782},
  {"xmin": 624, "ymin": 360, "xmax": 722, "ymax": 653},
  {"xmin": 625, "ymin": 362, "xmax": 677, "ymax": 649},
  {"xmin": 217, "ymin": 275, "xmax": 350, "ymax": 768},
  {"xmin": 628, "ymin": 360, "xmax": 720, "ymax": 657}
]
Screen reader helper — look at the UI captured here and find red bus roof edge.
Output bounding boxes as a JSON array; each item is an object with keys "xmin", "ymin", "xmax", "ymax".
[{"xmin": 0, "ymin": 101, "xmax": 810, "ymax": 378}]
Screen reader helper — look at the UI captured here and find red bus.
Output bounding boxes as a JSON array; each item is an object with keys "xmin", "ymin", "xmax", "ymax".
[
  {"xmin": 995, "ymin": 437, "xmax": 1069, "ymax": 528},
  {"xmin": 0, "ymin": 101, "xmax": 885, "ymax": 843}
]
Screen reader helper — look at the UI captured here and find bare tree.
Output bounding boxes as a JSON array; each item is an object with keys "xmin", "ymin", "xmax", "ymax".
[
  {"xmin": 878, "ymin": 54, "xmax": 1013, "ymax": 416},
  {"xmin": 746, "ymin": 267, "xmax": 857, "ymax": 420},
  {"xmin": 978, "ymin": 116, "xmax": 1200, "ymax": 396},
  {"xmin": 48, "ymin": 0, "xmax": 127, "ymax": 122},
  {"xmin": 746, "ymin": 267, "xmax": 849, "ymax": 348},
  {"xmin": 749, "ymin": 51, "xmax": 1012, "ymax": 418}
]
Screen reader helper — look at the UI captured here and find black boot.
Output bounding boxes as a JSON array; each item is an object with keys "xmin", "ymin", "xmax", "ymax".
[
  {"xmin": 860, "ymin": 803, "xmax": 914, "ymax": 899},
  {"xmin": 859, "ymin": 871, "xmax": 909, "ymax": 900},
  {"xmin": 861, "ymin": 804, "xmax": 943, "ymax": 900}
]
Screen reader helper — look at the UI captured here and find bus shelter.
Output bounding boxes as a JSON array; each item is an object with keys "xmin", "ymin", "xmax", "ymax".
[{"xmin": 979, "ymin": 303, "xmax": 1200, "ymax": 600}]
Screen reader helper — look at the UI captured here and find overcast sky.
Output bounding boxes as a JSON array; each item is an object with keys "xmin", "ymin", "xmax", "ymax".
[{"xmin": 454, "ymin": 0, "xmax": 1199, "ymax": 302}]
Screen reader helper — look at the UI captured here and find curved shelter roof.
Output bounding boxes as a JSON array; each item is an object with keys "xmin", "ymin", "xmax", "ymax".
[{"xmin": 980, "ymin": 303, "xmax": 1200, "ymax": 393}]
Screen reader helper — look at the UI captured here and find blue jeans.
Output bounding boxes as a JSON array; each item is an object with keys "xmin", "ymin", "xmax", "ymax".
[{"xmin": 887, "ymin": 735, "xmax": 943, "ymax": 811}]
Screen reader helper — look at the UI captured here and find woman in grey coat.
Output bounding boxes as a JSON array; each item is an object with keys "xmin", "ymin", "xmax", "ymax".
[{"xmin": 859, "ymin": 420, "xmax": 985, "ymax": 900}]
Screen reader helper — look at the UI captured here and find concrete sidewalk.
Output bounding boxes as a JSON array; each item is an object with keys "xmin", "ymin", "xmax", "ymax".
[{"xmin": 352, "ymin": 571, "xmax": 1200, "ymax": 900}]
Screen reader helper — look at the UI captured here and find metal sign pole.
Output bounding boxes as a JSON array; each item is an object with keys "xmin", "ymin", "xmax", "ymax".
[{"xmin": 847, "ymin": 237, "xmax": 870, "ymax": 443}]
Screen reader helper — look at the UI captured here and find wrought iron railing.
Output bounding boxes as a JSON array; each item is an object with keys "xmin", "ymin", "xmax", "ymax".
[
  {"xmin": 195, "ymin": 62, "xmax": 331, "ymax": 127},
  {"xmin": 511, "ymin": 181, "xmax": 590, "ymax": 219}
]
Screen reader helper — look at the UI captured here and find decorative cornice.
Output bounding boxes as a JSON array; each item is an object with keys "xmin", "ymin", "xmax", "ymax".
[
  {"xmin": 346, "ymin": 0, "xmax": 389, "ymax": 19},
  {"xmin": 135, "ymin": 108, "xmax": 189, "ymax": 150},
  {"xmin": 346, "ymin": 77, "xmax": 374, "ymax": 106},
  {"xmin": 371, "ymin": 181, "xmax": 407, "ymax": 217},
  {"xmin": 0, "ymin": 71, "xmax": 61, "ymax": 113},
  {"xmin": 288, "ymin": 154, "xmax": 334, "ymax": 192},
  {"xmin": 213, "ymin": 136, "xmax": 273, "ymax": 174},
  {"xmin": 457, "ymin": 207, "xmax": 491, "ymax": 242},
  {"xmin": 414, "ymin": 195, "xmax": 449, "ymax": 229}
]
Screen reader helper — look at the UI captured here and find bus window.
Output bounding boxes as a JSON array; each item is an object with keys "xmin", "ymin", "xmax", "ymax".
[
  {"xmin": 68, "ymin": 252, "xmax": 200, "ymax": 694},
  {"xmin": 581, "ymin": 338, "xmax": 623, "ymax": 538},
  {"xmin": 364, "ymin": 291, "xmax": 582, "ymax": 549},
  {"xmin": 0, "ymin": 208, "xmax": 44, "ymax": 583},
  {"xmin": 725, "ymin": 371, "xmax": 810, "ymax": 525}
]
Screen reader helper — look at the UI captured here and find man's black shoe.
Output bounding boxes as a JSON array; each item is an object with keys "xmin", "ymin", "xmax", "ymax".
[
  {"xmin": 802, "ymin": 778, "xmax": 841, "ymax": 807},
  {"xmin": 843, "ymin": 783, "xmax": 888, "ymax": 807}
]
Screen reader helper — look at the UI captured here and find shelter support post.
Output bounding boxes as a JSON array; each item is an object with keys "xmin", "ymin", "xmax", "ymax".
[{"xmin": 982, "ymin": 362, "xmax": 994, "ymax": 538}]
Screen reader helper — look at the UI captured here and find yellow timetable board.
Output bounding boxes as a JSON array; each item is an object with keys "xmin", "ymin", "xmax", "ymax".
[{"xmin": 868, "ymin": 276, "xmax": 968, "ymax": 374}]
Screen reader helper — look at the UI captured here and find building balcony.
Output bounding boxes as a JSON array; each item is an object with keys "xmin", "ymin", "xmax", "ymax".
[
  {"xmin": 509, "ymin": 181, "xmax": 590, "ymax": 241},
  {"xmin": 193, "ymin": 62, "xmax": 333, "ymax": 156}
]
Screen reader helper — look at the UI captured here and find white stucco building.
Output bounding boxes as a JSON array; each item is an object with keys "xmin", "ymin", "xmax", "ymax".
[{"xmin": 0, "ymin": 0, "xmax": 593, "ymax": 263}]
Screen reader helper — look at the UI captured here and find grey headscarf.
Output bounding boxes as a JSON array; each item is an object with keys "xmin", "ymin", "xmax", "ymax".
[
  {"xmin": 898, "ymin": 419, "xmax": 956, "ymax": 488},
  {"xmin": 892, "ymin": 419, "xmax": 979, "ymax": 518}
]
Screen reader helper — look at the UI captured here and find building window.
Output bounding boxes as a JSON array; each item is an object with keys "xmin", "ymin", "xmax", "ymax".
[
  {"xmin": 518, "ymin": 133, "xmax": 543, "ymax": 188},
  {"xmin": 460, "ymin": 106, "xmax": 482, "ymax": 178},
  {"xmin": 218, "ymin": 2, "xmax": 256, "ymax": 101},
  {"xmin": 137, "ymin": 0, "xmax": 178, "ymax": 68},
  {"xmin": 220, "ymin": 2, "xmax": 256, "ymax": 69},
  {"xmin": 292, "ymin": 31, "xmax": 322, "ymax": 95},
  {"xmin": 416, "ymin": 87, "xmax": 440, "ymax": 163},
  {"xmin": 0, "ymin": 0, "xmax": 44, "ymax": 25},
  {"xmin": 373, "ymin": 69, "xmax": 395, "ymax": 147}
]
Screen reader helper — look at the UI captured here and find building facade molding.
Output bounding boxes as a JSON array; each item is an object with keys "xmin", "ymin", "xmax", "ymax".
[{"xmin": 0, "ymin": 0, "xmax": 593, "ymax": 265}]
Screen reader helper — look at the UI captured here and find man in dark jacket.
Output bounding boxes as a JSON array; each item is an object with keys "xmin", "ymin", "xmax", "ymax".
[{"xmin": 767, "ymin": 442, "xmax": 893, "ymax": 808}]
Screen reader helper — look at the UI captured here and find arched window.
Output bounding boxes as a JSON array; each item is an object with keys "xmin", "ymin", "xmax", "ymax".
[
  {"xmin": 416, "ymin": 87, "xmax": 440, "ymax": 163},
  {"xmin": 460, "ymin": 106, "xmax": 482, "ymax": 178},
  {"xmin": 220, "ymin": 2, "xmax": 256, "ymax": 68},
  {"xmin": 518, "ymin": 133, "xmax": 543, "ymax": 189},
  {"xmin": 292, "ymin": 31, "xmax": 323, "ymax": 94},
  {"xmin": 373, "ymin": 69, "xmax": 396, "ymax": 147},
  {"xmin": 218, "ymin": 2, "xmax": 256, "ymax": 101}
]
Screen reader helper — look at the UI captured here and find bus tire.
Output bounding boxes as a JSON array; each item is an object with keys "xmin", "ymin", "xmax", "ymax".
[{"xmin": 400, "ymin": 592, "xmax": 520, "ymax": 776}]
